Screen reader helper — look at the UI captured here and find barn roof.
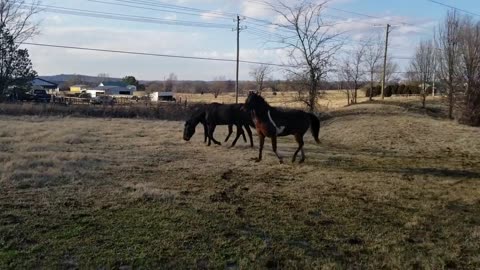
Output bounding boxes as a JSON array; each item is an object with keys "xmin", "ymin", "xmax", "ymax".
[
  {"xmin": 159, "ymin": 92, "xmax": 174, "ymax": 97},
  {"xmin": 33, "ymin": 78, "xmax": 58, "ymax": 87},
  {"xmin": 101, "ymin": 81, "xmax": 128, "ymax": 87}
]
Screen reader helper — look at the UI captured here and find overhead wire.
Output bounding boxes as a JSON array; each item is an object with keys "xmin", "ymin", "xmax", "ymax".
[
  {"xmin": 21, "ymin": 42, "xmax": 297, "ymax": 68},
  {"xmin": 20, "ymin": 3, "xmax": 234, "ymax": 29}
]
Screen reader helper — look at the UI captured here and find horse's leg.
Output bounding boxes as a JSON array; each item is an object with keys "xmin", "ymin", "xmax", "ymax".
[
  {"xmin": 202, "ymin": 122, "xmax": 208, "ymax": 143},
  {"xmin": 224, "ymin": 124, "xmax": 233, "ymax": 142},
  {"xmin": 245, "ymin": 125, "xmax": 254, "ymax": 147},
  {"xmin": 271, "ymin": 135, "xmax": 283, "ymax": 164},
  {"xmin": 207, "ymin": 124, "xmax": 221, "ymax": 146},
  {"xmin": 300, "ymin": 148, "xmax": 306, "ymax": 163},
  {"xmin": 241, "ymin": 126, "xmax": 247, "ymax": 143},
  {"xmin": 292, "ymin": 133, "xmax": 305, "ymax": 163},
  {"xmin": 207, "ymin": 124, "xmax": 213, "ymax": 146},
  {"xmin": 231, "ymin": 124, "xmax": 244, "ymax": 147},
  {"xmin": 255, "ymin": 134, "xmax": 265, "ymax": 162}
]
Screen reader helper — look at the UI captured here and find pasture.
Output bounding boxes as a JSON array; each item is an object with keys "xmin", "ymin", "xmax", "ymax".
[
  {"xmin": 177, "ymin": 90, "xmax": 370, "ymax": 110},
  {"xmin": 1, "ymin": 99, "xmax": 480, "ymax": 268}
]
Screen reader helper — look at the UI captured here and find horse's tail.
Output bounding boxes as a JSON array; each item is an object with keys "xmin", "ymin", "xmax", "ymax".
[{"xmin": 308, "ymin": 113, "xmax": 321, "ymax": 144}]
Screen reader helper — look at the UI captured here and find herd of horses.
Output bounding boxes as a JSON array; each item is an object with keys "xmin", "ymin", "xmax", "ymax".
[{"xmin": 183, "ymin": 92, "xmax": 321, "ymax": 163}]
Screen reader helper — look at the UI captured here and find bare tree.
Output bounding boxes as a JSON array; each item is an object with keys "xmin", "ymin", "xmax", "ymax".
[
  {"xmin": 408, "ymin": 40, "xmax": 435, "ymax": 108},
  {"xmin": 384, "ymin": 59, "xmax": 400, "ymax": 83},
  {"xmin": 249, "ymin": 64, "xmax": 272, "ymax": 93},
  {"xmin": 340, "ymin": 44, "xmax": 366, "ymax": 105},
  {"xmin": 145, "ymin": 81, "xmax": 163, "ymax": 94},
  {"xmin": 164, "ymin": 73, "xmax": 177, "ymax": 92},
  {"xmin": 458, "ymin": 16, "xmax": 480, "ymax": 125},
  {"xmin": 267, "ymin": 0, "xmax": 342, "ymax": 112},
  {"xmin": 437, "ymin": 10, "xmax": 462, "ymax": 119},
  {"xmin": 96, "ymin": 73, "xmax": 110, "ymax": 85},
  {"xmin": 364, "ymin": 36, "xmax": 383, "ymax": 101},
  {"xmin": 0, "ymin": 0, "xmax": 42, "ymax": 44},
  {"xmin": 212, "ymin": 76, "xmax": 226, "ymax": 98}
]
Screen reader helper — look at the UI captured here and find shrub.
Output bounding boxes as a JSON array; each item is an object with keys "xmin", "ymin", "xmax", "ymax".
[{"xmin": 0, "ymin": 102, "xmax": 202, "ymax": 121}]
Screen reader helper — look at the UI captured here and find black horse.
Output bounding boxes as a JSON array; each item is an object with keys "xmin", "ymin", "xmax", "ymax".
[
  {"xmin": 244, "ymin": 92, "xmax": 320, "ymax": 163},
  {"xmin": 183, "ymin": 103, "xmax": 253, "ymax": 147},
  {"xmin": 204, "ymin": 103, "xmax": 254, "ymax": 147},
  {"xmin": 183, "ymin": 106, "xmax": 209, "ymax": 143}
]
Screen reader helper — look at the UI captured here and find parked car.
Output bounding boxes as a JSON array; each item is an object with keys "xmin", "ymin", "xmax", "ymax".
[
  {"xmin": 90, "ymin": 95, "xmax": 116, "ymax": 105},
  {"xmin": 32, "ymin": 89, "xmax": 51, "ymax": 103},
  {"xmin": 12, "ymin": 89, "xmax": 51, "ymax": 102}
]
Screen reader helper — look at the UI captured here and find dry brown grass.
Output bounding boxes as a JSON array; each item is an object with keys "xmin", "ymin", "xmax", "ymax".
[
  {"xmin": 0, "ymin": 101, "xmax": 479, "ymax": 269},
  {"xmin": 177, "ymin": 90, "xmax": 371, "ymax": 110}
]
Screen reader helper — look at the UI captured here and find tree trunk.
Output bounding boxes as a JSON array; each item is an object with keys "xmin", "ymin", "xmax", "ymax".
[
  {"xmin": 309, "ymin": 71, "xmax": 317, "ymax": 112},
  {"xmin": 448, "ymin": 84, "xmax": 454, "ymax": 119},
  {"xmin": 354, "ymin": 81, "xmax": 358, "ymax": 104},
  {"xmin": 422, "ymin": 83, "xmax": 426, "ymax": 108},
  {"xmin": 369, "ymin": 72, "xmax": 374, "ymax": 101}
]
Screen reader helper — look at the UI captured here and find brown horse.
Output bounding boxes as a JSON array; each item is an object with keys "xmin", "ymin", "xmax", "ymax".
[{"xmin": 244, "ymin": 92, "xmax": 320, "ymax": 163}]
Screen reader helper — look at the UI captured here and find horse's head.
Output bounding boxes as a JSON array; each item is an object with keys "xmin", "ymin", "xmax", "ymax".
[
  {"xmin": 244, "ymin": 91, "xmax": 265, "ymax": 111},
  {"xmin": 183, "ymin": 120, "xmax": 196, "ymax": 141}
]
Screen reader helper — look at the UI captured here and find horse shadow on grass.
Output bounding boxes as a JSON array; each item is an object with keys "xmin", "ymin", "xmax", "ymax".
[{"xmin": 279, "ymin": 144, "xmax": 480, "ymax": 180}]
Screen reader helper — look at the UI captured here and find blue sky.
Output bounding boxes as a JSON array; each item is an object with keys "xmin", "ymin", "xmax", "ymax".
[{"xmin": 22, "ymin": 0, "xmax": 480, "ymax": 81}]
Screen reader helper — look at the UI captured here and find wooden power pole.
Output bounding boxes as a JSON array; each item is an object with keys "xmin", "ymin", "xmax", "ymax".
[
  {"xmin": 235, "ymin": 15, "xmax": 240, "ymax": 104},
  {"xmin": 381, "ymin": 24, "xmax": 391, "ymax": 100}
]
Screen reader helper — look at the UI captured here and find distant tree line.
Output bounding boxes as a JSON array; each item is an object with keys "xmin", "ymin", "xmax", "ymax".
[{"xmin": 405, "ymin": 10, "xmax": 480, "ymax": 126}]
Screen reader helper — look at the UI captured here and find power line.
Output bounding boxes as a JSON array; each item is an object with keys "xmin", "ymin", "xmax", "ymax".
[
  {"xmin": 20, "ymin": 3, "xmax": 234, "ymax": 29},
  {"xmin": 427, "ymin": 0, "xmax": 480, "ymax": 17},
  {"xmin": 21, "ymin": 42, "xmax": 296, "ymax": 68},
  {"xmin": 123, "ymin": 0, "xmax": 237, "ymax": 17},
  {"xmin": 88, "ymin": 0, "xmax": 233, "ymax": 20},
  {"xmin": 244, "ymin": 0, "xmax": 417, "ymax": 27},
  {"xmin": 22, "ymin": 42, "xmax": 421, "ymax": 74}
]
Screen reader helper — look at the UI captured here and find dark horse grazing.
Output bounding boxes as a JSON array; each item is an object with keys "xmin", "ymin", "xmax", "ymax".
[
  {"xmin": 244, "ymin": 92, "xmax": 320, "ymax": 163},
  {"xmin": 204, "ymin": 103, "xmax": 254, "ymax": 147},
  {"xmin": 183, "ymin": 103, "xmax": 254, "ymax": 147}
]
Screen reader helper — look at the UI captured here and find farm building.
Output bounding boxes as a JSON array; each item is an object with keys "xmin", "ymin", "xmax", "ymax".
[
  {"xmin": 32, "ymin": 78, "xmax": 59, "ymax": 93},
  {"xmin": 70, "ymin": 85, "xmax": 88, "ymax": 93},
  {"xmin": 149, "ymin": 92, "xmax": 176, "ymax": 102},
  {"xmin": 84, "ymin": 86, "xmax": 133, "ymax": 97},
  {"xmin": 84, "ymin": 89, "xmax": 105, "ymax": 98},
  {"xmin": 100, "ymin": 81, "xmax": 137, "ymax": 92}
]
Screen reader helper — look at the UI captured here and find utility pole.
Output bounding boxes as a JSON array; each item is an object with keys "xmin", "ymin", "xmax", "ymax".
[
  {"xmin": 432, "ymin": 28, "xmax": 436, "ymax": 97},
  {"xmin": 233, "ymin": 16, "xmax": 246, "ymax": 104},
  {"xmin": 235, "ymin": 15, "xmax": 240, "ymax": 104},
  {"xmin": 381, "ymin": 24, "xmax": 391, "ymax": 100}
]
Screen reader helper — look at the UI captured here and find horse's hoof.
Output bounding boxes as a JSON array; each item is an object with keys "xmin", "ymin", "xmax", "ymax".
[
  {"xmin": 299, "ymin": 159, "xmax": 305, "ymax": 164},
  {"xmin": 253, "ymin": 158, "xmax": 261, "ymax": 163},
  {"xmin": 279, "ymin": 159, "xmax": 284, "ymax": 164}
]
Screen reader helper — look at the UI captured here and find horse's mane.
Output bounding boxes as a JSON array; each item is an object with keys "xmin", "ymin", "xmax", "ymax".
[
  {"xmin": 188, "ymin": 107, "xmax": 206, "ymax": 124},
  {"xmin": 251, "ymin": 93, "xmax": 271, "ymax": 110}
]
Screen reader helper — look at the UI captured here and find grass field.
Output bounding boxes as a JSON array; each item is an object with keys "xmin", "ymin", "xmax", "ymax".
[
  {"xmin": 1, "ymin": 99, "xmax": 480, "ymax": 269},
  {"xmin": 177, "ymin": 90, "xmax": 371, "ymax": 110}
]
